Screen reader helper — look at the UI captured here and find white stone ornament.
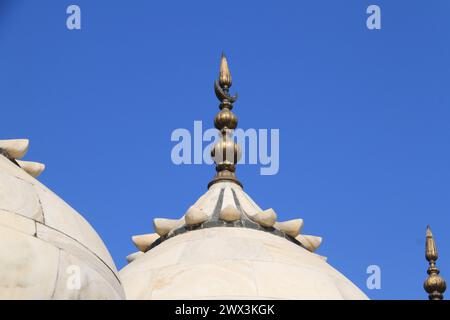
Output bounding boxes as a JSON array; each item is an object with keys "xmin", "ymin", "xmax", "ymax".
[
  {"xmin": 252, "ymin": 208, "xmax": 277, "ymax": 227},
  {"xmin": 153, "ymin": 218, "xmax": 184, "ymax": 236},
  {"xmin": 0, "ymin": 139, "xmax": 29, "ymax": 159},
  {"xmin": 184, "ymin": 206, "xmax": 208, "ymax": 226},
  {"xmin": 16, "ymin": 160, "xmax": 45, "ymax": 178},
  {"xmin": 274, "ymin": 219, "xmax": 304, "ymax": 237},
  {"xmin": 295, "ymin": 235, "xmax": 323, "ymax": 252},
  {"xmin": 126, "ymin": 252, "xmax": 144, "ymax": 264},
  {"xmin": 132, "ymin": 233, "xmax": 160, "ymax": 252},
  {"xmin": 219, "ymin": 204, "xmax": 241, "ymax": 222}
]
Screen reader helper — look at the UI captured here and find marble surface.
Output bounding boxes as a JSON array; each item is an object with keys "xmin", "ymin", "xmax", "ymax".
[
  {"xmin": 120, "ymin": 227, "xmax": 368, "ymax": 300},
  {"xmin": 0, "ymin": 154, "xmax": 124, "ymax": 299}
]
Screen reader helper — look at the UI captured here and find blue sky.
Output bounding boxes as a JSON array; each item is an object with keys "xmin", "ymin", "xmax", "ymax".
[{"xmin": 1, "ymin": 0, "xmax": 449, "ymax": 299}]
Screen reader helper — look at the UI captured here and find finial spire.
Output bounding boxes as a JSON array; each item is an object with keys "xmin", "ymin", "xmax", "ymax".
[
  {"xmin": 208, "ymin": 53, "xmax": 242, "ymax": 188},
  {"xmin": 424, "ymin": 225, "xmax": 446, "ymax": 300}
]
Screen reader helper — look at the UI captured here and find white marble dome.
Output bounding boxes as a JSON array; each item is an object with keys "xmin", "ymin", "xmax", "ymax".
[
  {"xmin": 120, "ymin": 181, "xmax": 368, "ymax": 300},
  {"xmin": 0, "ymin": 140, "xmax": 124, "ymax": 299}
]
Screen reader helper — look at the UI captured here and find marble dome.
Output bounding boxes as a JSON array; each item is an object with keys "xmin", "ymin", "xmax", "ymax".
[
  {"xmin": 120, "ymin": 182, "xmax": 368, "ymax": 300},
  {"xmin": 0, "ymin": 139, "xmax": 124, "ymax": 299},
  {"xmin": 120, "ymin": 55, "xmax": 368, "ymax": 300}
]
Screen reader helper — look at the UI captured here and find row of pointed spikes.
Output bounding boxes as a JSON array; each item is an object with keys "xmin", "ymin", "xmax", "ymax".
[
  {"xmin": 127, "ymin": 206, "xmax": 323, "ymax": 263},
  {"xmin": 0, "ymin": 139, "xmax": 45, "ymax": 178}
]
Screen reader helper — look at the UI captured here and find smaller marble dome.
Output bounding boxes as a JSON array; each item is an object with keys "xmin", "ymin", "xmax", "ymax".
[
  {"xmin": 0, "ymin": 139, "xmax": 124, "ymax": 299},
  {"xmin": 120, "ymin": 181, "xmax": 368, "ymax": 300}
]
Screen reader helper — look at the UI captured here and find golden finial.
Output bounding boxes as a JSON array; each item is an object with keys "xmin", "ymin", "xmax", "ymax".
[
  {"xmin": 424, "ymin": 225, "xmax": 446, "ymax": 300},
  {"xmin": 219, "ymin": 52, "xmax": 232, "ymax": 88},
  {"xmin": 208, "ymin": 53, "xmax": 242, "ymax": 188},
  {"xmin": 426, "ymin": 226, "xmax": 438, "ymax": 262}
]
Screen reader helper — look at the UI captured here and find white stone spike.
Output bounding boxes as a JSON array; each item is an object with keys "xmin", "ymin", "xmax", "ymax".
[
  {"xmin": 274, "ymin": 219, "xmax": 304, "ymax": 237},
  {"xmin": 185, "ymin": 206, "xmax": 208, "ymax": 226},
  {"xmin": 0, "ymin": 139, "xmax": 29, "ymax": 159},
  {"xmin": 295, "ymin": 235, "xmax": 322, "ymax": 252},
  {"xmin": 16, "ymin": 160, "xmax": 45, "ymax": 178},
  {"xmin": 219, "ymin": 204, "xmax": 241, "ymax": 222},
  {"xmin": 132, "ymin": 233, "xmax": 160, "ymax": 252},
  {"xmin": 153, "ymin": 218, "xmax": 184, "ymax": 236},
  {"xmin": 252, "ymin": 208, "xmax": 277, "ymax": 228},
  {"xmin": 126, "ymin": 251, "xmax": 144, "ymax": 263}
]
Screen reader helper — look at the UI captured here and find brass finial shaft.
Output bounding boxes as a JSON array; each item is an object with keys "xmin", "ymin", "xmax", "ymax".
[
  {"xmin": 424, "ymin": 226, "xmax": 446, "ymax": 300},
  {"xmin": 208, "ymin": 53, "xmax": 242, "ymax": 189}
]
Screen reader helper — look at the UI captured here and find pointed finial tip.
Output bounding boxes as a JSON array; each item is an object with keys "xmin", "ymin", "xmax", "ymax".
[
  {"xmin": 425, "ymin": 224, "xmax": 438, "ymax": 262},
  {"xmin": 426, "ymin": 225, "xmax": 433, "ymax": 238},
  {"xmin": 219, "ymin": 52, "xmax": 232, "ymax": 88}
]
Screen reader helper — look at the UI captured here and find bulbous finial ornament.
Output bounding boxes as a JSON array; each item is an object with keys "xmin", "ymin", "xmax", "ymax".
[
  {"xmin": 211, "ymin": 129, "xmax": 242, "ymax": 166},
  {"xmin": 424, "ymin": 226, "xmax": 446, "ymax": 300},
  {"xmin": 424, "ymin": 273, "xmax": 447, "ymax": 300},
  {"xmin": 214, "ymin": 108, "xmax": 238, "ymax": 130}
]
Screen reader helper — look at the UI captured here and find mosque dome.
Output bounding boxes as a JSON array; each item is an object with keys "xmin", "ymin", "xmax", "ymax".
[
  {"xmin": 119, "ymin": 55, "xmax": 368, "ymax": 300},
  {"xmin": 0, "ymin": 139, "xmax": 124, "ymax": 299},
  {"xmin": 120, "ymin": 182, "xmax": 367, "ymax": 299}
]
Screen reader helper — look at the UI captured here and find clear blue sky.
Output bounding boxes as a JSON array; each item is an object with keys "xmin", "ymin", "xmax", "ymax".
[{"xmin": 1, "ymin": 0, "xmax": 449, "ymax": 299}]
